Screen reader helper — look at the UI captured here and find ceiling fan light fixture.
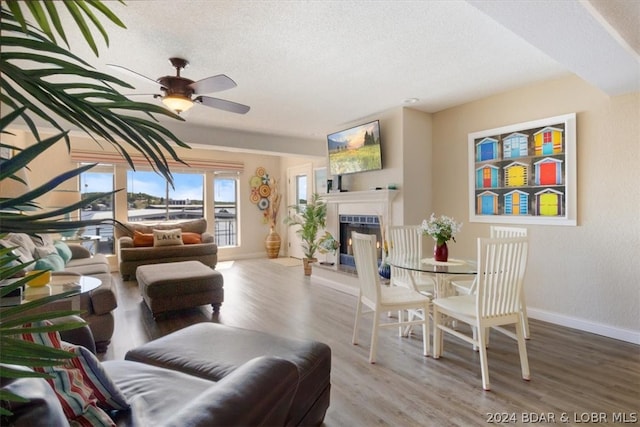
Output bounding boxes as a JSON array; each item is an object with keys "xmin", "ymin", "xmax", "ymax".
[{"xmin": 162, "ymin": 94, "xmax": 194, "ymax": 113}]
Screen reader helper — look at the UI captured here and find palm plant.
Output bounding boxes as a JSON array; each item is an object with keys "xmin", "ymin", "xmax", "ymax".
[
  {"xmin": 0, "ymin": 0, "xmax": 190, "ymax": 414},
  {"xmin": 285, "ymin": 193, "xmax": 327, "ymax": 274}
]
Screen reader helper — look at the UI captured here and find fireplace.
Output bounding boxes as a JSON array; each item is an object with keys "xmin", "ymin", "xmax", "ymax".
[
  {"xmin": 339, "ymin": 214, "xmax": 382, "ymax": 271},
  {"xmin": 318, "ymin": 189, "xmax": 399, "ymax": 284}
]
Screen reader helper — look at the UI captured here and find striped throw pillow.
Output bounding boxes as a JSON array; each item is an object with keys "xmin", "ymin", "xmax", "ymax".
[{"xmin": 20, "ymin": 322, "xmax": 129, "ymax": 425}]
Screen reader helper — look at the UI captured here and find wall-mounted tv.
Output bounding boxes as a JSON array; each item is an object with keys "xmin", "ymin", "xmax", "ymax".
[{"xmin": 327, "ymin": 120, "xmax": 382, "ymax": 176}]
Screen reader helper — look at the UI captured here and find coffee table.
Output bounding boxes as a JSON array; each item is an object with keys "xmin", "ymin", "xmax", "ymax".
[{"xmin": 22, "ymin": 273, "xmax": 101, "ymax": 310}]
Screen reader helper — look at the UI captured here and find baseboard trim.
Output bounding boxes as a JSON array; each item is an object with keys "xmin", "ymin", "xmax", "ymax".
[
  {"xmin": 527, "ymin": 307, "xmax": 640, "ymax": 345},
  {"xmin": 309, "ymin": 270, "xmax": 640, "ymax": 345},
  {"xmin": 311, "ymin": 274, "xmax": 358, "ymax": 296},
  {"xmin": 218, "ymin": 251, "xmax": 266, "ymax": 262}
]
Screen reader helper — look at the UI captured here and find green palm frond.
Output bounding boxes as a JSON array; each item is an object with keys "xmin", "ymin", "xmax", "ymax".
[
  {"xmin": 1, "ymin": 6, "xmax": 189, "ymax": 185},
  {"xmin": 0, "ymin": 1, "xmax": 190, "ymax": 416},
  {"xmin": 285, "ymin": 194, "xmax": 328, "ymax": 259},
  {"xmin": 5, "ymin": 0, "xmax": 126, "ymax": 55},
  {"xmin": 0, "ymin": 115, "xmax": 121, "ymax": 233}
]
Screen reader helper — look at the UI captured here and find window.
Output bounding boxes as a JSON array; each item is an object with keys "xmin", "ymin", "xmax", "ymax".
[
  {"xmin": 127, "ymin": 170, "xmax": 204, "ymax": 222},
  {"xmin": 296, "ymin": 175, "xmax": 307, "ymax": 205},
  {"xmin": 79, "ymin": 164, "xmax": 115, "ymax": 254},
  {"xmin": 213, "ymin": 176, "xmax": 238, "ymax": 247}
]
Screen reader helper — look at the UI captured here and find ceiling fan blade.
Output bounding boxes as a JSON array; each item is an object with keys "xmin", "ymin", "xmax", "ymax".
[
  {"xmin": 107, "ymin": 64, "xmax": 159, "ymax": 86},
  {"xmin": 123, "ymin": 93, "xmax": 161, "ymax": 97},
  {"xmin": 189, "ymin": 74, "xmax": 237, "ymax": 94},
  {"xmin": 196, "ymin": 96, "xmax": 250, "ymax": 114}
]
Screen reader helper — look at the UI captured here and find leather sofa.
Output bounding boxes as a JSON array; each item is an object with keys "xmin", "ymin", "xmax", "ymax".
[
  {"xmin": 0, "ymin": 233, "xmax": 117, "ymax": 352},
  {"xmin": 126, "ymin": 322, "xmax": 332, "ymax": 426},
  {"xmin": 115, "ymin": 218, "xmax": 218, "ymax": 280},
  {"xmin": 1, "ymin": 319, "xmax": 331, "ymax": 427}
]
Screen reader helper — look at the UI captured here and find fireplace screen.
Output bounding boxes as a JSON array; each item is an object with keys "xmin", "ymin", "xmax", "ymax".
[{"xmin": 339, "ymin": 215, "xmax": 382, "ymax": 270}]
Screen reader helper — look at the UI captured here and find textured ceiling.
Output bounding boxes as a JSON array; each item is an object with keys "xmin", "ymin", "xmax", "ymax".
[{"xmin": 8, "ymin": 0, "xmax": 640, "ymax": 148}]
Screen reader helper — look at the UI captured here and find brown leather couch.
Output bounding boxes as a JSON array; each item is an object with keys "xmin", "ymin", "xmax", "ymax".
[
  {"xmin": 63, "ymin": 245, "xmax": 117, "ymax": 352},
  {"xmin": 126, "ymin": 322, "xmax": 332, "ymax": 426},
  {"xmin": 115, "ymin": 218, "xmax": 218, "ymax": 280},
  {"xmin": 2, "ymin": 319, "xmax": 318, "ymax": 427}
]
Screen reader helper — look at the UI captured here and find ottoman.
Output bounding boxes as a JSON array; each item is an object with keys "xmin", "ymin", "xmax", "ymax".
[
  {"xmin": 125, "ymin": 322, "xmax": 332, "ymax": 427},
  {"xmin": 136, "ymin": 261, "xmax": 224, "ymax": 317}
]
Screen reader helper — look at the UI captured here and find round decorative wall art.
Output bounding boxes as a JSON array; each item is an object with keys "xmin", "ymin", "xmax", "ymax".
[
  {"xmin": 258, "ymin": 197, "xmax": 269, "ymax": 210},
  {"xmin": 249, "ymin": 166, "xmax": 283, "ymax": 257},
  {"xmin": 249, "ymin": 190, "xmax": 260, "ymax": 204},
  {"xmin": 258, "ymin": 184, "xmax": 271, "ymax": 198},
  {"xmin": 249, "ymin": 175, "xmax": 262, "ymax": 189},
  {"xmin": 250, "ymin": 167, "xmax": 276, "ymax": 215}
]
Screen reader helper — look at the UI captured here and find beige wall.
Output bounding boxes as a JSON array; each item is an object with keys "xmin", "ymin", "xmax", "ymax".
[
  {"xmin": 324, "ymin": 107, "xmax": 432, "ymax": 226},
  {"xmin": 12, "ymin": 129, "xmax": 288, "ymax": 261},
  {"xmin": 401, "ymin": 107, "xmax": 433, "ymax": 224},
  {"xmin": 431, "ymin": 75, "xmax": 639, "ymax": 342},
  {"xmin": 5, "ymin": 130, "xmax": 79, "ymax": 208},
  {"xmin": 9, "ymin": 74, "xmax": 638, "ymax": 342}
]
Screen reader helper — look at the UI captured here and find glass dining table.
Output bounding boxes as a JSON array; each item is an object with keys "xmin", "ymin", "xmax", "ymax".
[{"xmin": 389, "ymin": 257, "xmax": 477, "ymax": 299}]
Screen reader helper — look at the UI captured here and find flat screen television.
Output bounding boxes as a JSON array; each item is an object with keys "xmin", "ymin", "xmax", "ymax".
[{"xmin": 327, "ymin": 120, "xmax": 382, "ymax": 176}]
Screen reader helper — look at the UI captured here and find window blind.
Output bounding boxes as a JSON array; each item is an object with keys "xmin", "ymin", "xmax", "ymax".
[{"xmin": 70, "ymin": 148, "xmax": 244, "ymax": 173}]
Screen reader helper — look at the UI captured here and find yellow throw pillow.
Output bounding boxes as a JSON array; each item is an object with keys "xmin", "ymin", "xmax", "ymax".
[{"xmin": 153, "ymin": 229, "xmax": 184, "ymax": 247}]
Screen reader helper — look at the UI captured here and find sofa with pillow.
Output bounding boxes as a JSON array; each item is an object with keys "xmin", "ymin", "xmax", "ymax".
[
  {"xmin": 115, "ymin": 218, "xmax": 218, "ymax": 280},
  {"xmin": 1, "ymin": 318, "xmax": 317, "ymax": 427},
  {"xmin": 0, "ymin": 233, "xmax": 117, "ymax": 352}
]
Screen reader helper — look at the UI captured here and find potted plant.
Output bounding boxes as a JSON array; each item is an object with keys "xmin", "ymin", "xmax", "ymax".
[
  {"xmin": 318, "ymin": 231, "xmax": 340, "ymax": 266},
  {"xmin": 285, "ymin": 193, "xmax": 327, "ymax": 275},
  {"xmin": 1, "ymin": 1, "xmax": 188, "ymax": 415}
]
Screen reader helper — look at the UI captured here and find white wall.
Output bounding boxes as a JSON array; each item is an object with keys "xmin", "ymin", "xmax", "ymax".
[{"xmin": 431, "ymin": 75, "xmax": 640, "ymax": 343}]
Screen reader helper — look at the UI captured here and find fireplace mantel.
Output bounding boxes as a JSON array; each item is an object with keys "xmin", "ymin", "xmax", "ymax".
[
  {"xmin": 321, "ymin": 189, "xmax": 399, "ymax": 205},
  {"xmin": 313, "ymin": 189, "xmax": 400, "ymax": 294},
  {"xmin": 321, "ymin": 189, "xmax": 399, "ymax": 237},
  {"xmin": 321, "ymin": 189, "xmax": 399, "ymax": 234}
]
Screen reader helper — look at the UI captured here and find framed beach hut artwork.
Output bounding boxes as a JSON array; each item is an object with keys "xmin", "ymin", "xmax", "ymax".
[{"xmin": 468, "ymin": 113, "xmax": 577, "ymax": 226}]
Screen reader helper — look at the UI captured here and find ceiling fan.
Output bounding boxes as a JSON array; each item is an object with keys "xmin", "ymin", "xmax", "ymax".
[{"xmin": 108, "ymin": 57, "xmax": 250, "ymax": 114}]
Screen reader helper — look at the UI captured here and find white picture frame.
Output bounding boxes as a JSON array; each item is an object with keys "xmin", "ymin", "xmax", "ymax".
[
  {"xmin": 468, "ymin": 113, "xmax": 577, "ymax": 226},
  {"xmin": 314, "ymin": 167, "xmax": 328, "ymax": 194},
  {"xmin": 0, "ymin": 146, "xmax": 12, "ymax": 159}
]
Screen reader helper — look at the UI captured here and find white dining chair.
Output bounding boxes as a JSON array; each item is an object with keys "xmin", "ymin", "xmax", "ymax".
[
  {"xmin": 450, "ymin": 225, "xmax": 530, "ymax": 339},
  {"xmin": 388, "ymin": 225, "xmax": 436, "ymax": 336},
  {"xmin": 388, "ymin": 225, "xmax": 435, "ymax": 296},
  {"xmin": 351, "ymin": 231, "xmax": 431, "ymax": 363},
  {"xmin": 433, "ymin": 237, "xmax": 530, "ymax": 390}
]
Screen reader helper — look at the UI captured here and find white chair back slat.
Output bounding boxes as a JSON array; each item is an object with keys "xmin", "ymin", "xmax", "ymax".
[
  {"xmin": 352, "ymin": 231, "xmax": 381, "ymax": 304},
  {"xmin": 389, "ymin": 225, "xmax": 424, "ymax": 286},
  {"xmin": 490, "ymin": 226, "xmax": 528, "ymax": 238},
  {"xmin": 476, "ymin": 237, "xmax": 528, "ymax": 319}
]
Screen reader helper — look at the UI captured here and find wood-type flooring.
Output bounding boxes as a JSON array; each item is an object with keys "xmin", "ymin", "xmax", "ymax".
[{"xmin": 102, "ymin": 258, "xmax": 639, "ymax": 427}]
